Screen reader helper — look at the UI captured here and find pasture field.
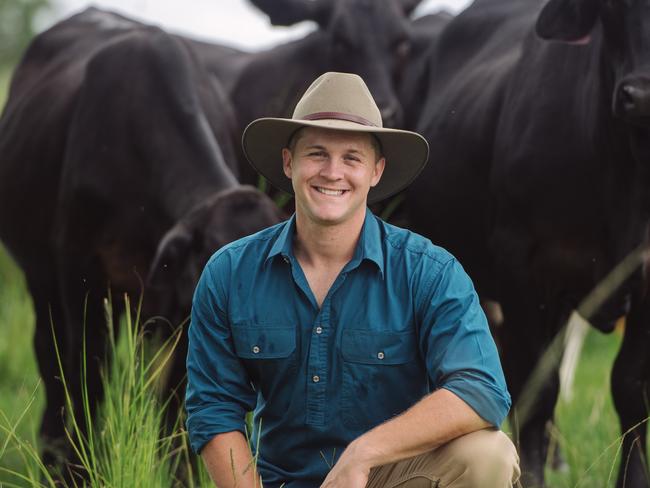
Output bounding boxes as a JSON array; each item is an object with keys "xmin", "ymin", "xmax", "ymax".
[{"xmin": 0, "ymin": 67, "xmax": 632, "ymax": 487}]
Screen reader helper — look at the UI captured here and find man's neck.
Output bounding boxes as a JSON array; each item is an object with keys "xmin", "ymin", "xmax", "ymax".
[{"xmin": 293, "ymin": 210, "xmax": 366, "ymax": 269}]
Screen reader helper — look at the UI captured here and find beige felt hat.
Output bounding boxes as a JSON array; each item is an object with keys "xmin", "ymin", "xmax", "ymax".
[{"xmin": 242, "ymin": 72, "xmax": 429, "ymax": 204}]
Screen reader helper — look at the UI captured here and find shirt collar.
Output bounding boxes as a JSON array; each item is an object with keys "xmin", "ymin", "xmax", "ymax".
[
  {"xmin": 266, "ymin": 213, "xmax": 296, "ymax": 264},
  {"xmin": 350, "ymin": 209, "xmax": 384, "ymax": 277},
  {"xmin": 265, "ymin": 210, "xmax": 385, "ymax": 278}
]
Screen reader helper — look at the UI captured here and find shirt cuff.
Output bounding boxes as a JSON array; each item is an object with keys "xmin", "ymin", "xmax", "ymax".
[
  {"xmin": 440, "ymin": 372, "xmax": 512, "ymax": 427},
  {"xmin": 186, "ymin": 405, "xmax": 249, "ymax": 453}
]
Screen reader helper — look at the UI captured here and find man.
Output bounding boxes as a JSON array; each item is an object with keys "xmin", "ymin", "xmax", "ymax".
[{"xmin": 185, "ymin": 72, "xmax": 520, "ymax": 487}]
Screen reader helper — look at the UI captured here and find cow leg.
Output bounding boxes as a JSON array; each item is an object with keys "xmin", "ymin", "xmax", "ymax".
[
  {"xmin": 25, "ymin": 270, "xmax": 68, "ymax": 468},
  {"xmin": 612, "ymin": 291, "xmax": 650, "ymax": 488},
  {"xmin": 501, "ymin": 320, "xmax": 561, "ymax": 487},
  {"xmin": 57, "ymin": 249, "xmax": 112, "ymax": 473},
  {"xmin": 497, "ymin": 276, "xmax": 565, "ymax": 487}
]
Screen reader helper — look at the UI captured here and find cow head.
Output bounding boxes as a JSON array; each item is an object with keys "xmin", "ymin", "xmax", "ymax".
[
  {"xmin": 250, "ymin": 0, "xmax": 422, "ymax": 128},
  {"xmin": 536, "ymin": 0, "xmax": 650, "ymax": 129},
  {"xmin": 147, "ymin": 186, "xmax": 284, "ymax": 323}
]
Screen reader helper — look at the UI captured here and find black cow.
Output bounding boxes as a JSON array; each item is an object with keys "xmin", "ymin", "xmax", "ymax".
[
  {"xmin": 189, "ymin": 0, "xmax": 426, "ymax": 187},
  {"xmin": 405, "ymin": 0, "xmax": 650, "ymax": 486},
  {"xmin": 397, "ymin": 10, "xmax": 455, "ymax": 131},
  {"xmin": 0, "ymin": 8, "xmax": 282, "ymax": 468}
]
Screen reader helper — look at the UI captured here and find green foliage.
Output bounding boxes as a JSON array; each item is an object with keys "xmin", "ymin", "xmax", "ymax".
[
  {"xmin": 0, "ymin": 243, "xmax": 43, "ymax": 486},
  {"xmin": 545, "ymin": 328, "xmax": 625, "ymax": 487},
  {"xmin": 0, "ymin": 0, "xmax": 50, "ymax": 69},
  {"xmin": 0, "ymin": 66, "xmax": 12, "ymax": 111},
  {"xmin": 52, "ymin": 293, "xmax": 184, "ymax": 487}
]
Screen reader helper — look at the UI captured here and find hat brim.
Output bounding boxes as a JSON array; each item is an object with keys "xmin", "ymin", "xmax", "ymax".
[{"xmin": 242, "ymin": 117, "xmax": 429, "ymax": 205}]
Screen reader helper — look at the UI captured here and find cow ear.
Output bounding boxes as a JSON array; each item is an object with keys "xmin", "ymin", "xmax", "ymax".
[
  {"xmin": 536, "ymin": 0, "xmax": 600, "ymax": 42},
  {"xmin": 147, "ymin": 224, "xmax": 193, "ymax": 287},
  {"xmin": 398, "ymin": 0, "xmax": 423, "ymax": 16},
  {"xmin": 248, "ymin": 0, "xmax": 331, "ymax": 27}
]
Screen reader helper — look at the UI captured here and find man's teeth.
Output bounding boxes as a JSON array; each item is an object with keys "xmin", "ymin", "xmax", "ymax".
[{"xmin": 316, "ymin": 187, "xmax": 345, "ymax": 196}]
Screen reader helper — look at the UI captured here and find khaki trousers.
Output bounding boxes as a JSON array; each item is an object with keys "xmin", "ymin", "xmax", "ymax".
[{"xmin": 366, "ymin": 429, "xmax": 521, "ymax": 488}]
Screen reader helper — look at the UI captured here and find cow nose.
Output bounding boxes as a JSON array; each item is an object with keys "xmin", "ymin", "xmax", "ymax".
[{"xmin": 616, "ymin": 77, "xmax": 650, "ymax": 121}]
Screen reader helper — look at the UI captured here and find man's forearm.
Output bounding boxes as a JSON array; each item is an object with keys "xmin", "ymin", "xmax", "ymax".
[
  {"xmin": 321, "ymin": 388, "xmax": 492, "ymax": 487},
  {"xmin": 201, "ymin": 431, "xmax": 261, "ymax": 488},
  {"xmin": 351, "ymin": 388, "xmax": 491, "ymax": 467}
]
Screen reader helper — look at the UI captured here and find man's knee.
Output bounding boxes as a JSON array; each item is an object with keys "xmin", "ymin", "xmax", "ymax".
[{"xmin": 439, "ymin": 429, "xmax": 520, "ymax": 487}]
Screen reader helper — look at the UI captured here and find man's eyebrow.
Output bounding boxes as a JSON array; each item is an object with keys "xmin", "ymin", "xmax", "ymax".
[{"xmin": 302, "ymin": 145, "xmax": 367, "ymax": 153}]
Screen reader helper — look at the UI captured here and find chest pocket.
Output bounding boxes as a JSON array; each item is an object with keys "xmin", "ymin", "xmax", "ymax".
[
  {"xmin": 232, "ymin": 326, "xmax": 296, "ymax": 359},
  {"xmin": 341, "ymin": 330, "xmax": 417, "ymax": 365},
  {"xmin": 340, "ymin": 329, "xmax": 425, "ymax": 431},
  {"xmin": 231, "ymin": 325, "xmax": 298, "ymax": 395}
]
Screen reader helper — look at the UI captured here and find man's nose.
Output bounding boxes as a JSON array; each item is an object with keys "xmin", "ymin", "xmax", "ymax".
[{"xmin": 319, "ymin": 158, "xmax": 345, "ymax": 179}]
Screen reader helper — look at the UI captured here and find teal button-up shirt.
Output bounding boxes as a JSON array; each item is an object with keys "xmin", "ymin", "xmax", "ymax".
[{"xmin": 186, "ymin": 210, "xmax": 510, "ymax": 487}]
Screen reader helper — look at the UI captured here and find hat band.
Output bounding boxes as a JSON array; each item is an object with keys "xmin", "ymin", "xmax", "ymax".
[{"xmin": 301, "ymin": 111, "xmax": 378, "ymax": 127}]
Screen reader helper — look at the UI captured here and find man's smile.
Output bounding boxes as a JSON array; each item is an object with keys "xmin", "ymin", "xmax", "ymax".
[{"xmin": 313, "ymin": 186, "xmax": 349, "ymax": 196}]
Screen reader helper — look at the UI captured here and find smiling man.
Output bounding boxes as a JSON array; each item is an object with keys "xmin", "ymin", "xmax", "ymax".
[{"xmin": 185, "ymin": 72, "xmax": 520, "ymax": 488}]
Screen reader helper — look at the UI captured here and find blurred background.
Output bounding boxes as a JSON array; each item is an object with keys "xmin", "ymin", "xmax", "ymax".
[{"xmin": 0, "ymin": 0, "xmax": 470, "ymax": 72}]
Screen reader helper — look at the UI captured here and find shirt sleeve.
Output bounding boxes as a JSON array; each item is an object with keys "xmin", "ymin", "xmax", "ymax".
[
  {"xmin": 185, "ymin": 252, "xmax": 257, "ymax": 453},
  {"xmin": 416, "ymin": 257, "xmax": 511, "ymax": 427}
]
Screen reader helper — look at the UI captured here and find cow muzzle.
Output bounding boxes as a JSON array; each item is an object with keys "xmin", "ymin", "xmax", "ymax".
[{"xmin": 615, "ymin": 76, "xmax": 650, "ymax": 123}]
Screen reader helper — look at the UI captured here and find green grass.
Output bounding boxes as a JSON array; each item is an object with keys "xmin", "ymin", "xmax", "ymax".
[
  {"xmin": 0, "ymin": 243, "xmax": 215, "ymax": 487},
  {"xmin": 1, "ymin": 65, "xmax": 12, "ymax": 111},
  {"xmin": 0, "ymin": 244, "xmax": 43, "ymax": 486},
  {"xmin": 545, "ymin": 328, "xmax": 623, "ymax": 487}
]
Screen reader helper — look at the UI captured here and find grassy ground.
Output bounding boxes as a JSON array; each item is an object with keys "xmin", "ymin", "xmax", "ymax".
[
  {"xmin": 545, "ymin": 329, "xmax": 623, "ymax": 487},
  {"xmin": 0, "ymin": 243, "xmax": 43, "ymax": 486}
]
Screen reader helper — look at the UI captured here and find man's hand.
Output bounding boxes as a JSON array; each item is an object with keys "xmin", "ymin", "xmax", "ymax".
[{"xmin": 320, "ymin": 440, "xmax": 376, "ymax": 488}]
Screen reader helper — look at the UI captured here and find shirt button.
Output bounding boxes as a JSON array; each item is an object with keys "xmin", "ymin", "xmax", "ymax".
[
  {"xmin": 377, "ymin": 351, "xmax": 385, "ymax": 360},
  {"xmin": 315, "ymin": 326, "xmax": 323, "ymax": 334},
  {"xmin": 282, "ymin": 255, "xmax": 289, "ymax": 263},
  {"xmin": 312, "ymin": 375, "xmax": 320, "ymax": 383},
  {"xmin": 252, "ymin": 346, "xmax": 260, "ymax": 354}
]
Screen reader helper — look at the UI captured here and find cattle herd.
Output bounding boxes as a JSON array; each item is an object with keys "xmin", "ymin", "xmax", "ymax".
[{"xmin": 0, "ymin": 0, "xmax": 648, "ymax": 486}]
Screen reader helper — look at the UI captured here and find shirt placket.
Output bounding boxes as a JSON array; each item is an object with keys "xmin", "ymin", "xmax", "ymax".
[{"xmin": 306, "ymin": 272, "xmax": 347, "ymax": 427}]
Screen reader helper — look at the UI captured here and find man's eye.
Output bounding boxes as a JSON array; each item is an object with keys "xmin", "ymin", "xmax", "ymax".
[{"xmin": 308, "ymin": 151, "xmax": 326, "ymax": 157}]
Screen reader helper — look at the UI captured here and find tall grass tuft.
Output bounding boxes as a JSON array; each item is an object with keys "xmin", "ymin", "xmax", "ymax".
[
  {"xmin": 0, "ymin": 287, "xmax": 209, "ymax": 487},
  {"xmin": 57, "ymin": 291, "xmax": 188, "ymax": 487}
]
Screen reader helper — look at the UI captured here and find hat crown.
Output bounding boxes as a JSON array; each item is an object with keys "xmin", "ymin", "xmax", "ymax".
[{"xmin": 292, "ymin": 72, "xmax": 384, "ymax": 128}]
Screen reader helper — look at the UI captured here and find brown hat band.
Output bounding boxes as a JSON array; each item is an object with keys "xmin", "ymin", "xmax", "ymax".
[{"xmin": 301, "ymin": 111, "xmax": 379, "ymax": 127}]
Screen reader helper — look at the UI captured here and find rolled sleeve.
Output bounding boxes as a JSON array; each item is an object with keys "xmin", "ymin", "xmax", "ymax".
[
  {"xmin": 185, "ymin": 253, "xmax": 256, "ymax": 453},
  {"xmin": 417, "ymin": 257, "xmax": 511, "ymax": 427}
]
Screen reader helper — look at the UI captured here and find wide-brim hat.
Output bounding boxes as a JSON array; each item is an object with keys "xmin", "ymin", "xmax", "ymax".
[{"xmin": 242, "ymin": 72, "xmax": 429, "ymax": 204}]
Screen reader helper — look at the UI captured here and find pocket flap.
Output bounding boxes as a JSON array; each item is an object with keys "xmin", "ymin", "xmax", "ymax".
[
  {"xmin": 341, "ymin": 330, "xmax": 417, "ymax": 365},
  {"xmin": 232, "ymin": 326, "xmax": 296, "ymax": 359}
]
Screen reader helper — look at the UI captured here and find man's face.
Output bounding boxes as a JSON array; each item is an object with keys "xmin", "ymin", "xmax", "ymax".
[{"xmin": 282, "ymin": 127, "xmax": 385, "ymax": 227}]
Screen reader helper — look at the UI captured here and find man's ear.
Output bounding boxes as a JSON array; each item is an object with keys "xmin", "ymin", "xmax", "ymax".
[
  {"xmin": 282, "ymin": 148, "xmax": 293, "ymax": 178},
  {"xmin": 536, "ymin": 0, "xmax": 600, "ymax": 42},
  {"xmin": 370, "ymin": 157, "xmax": 386, "ymax": 187},
  {"xmin": 147, "ymin": 223, "xmax": 193, "ymax": 287}
]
